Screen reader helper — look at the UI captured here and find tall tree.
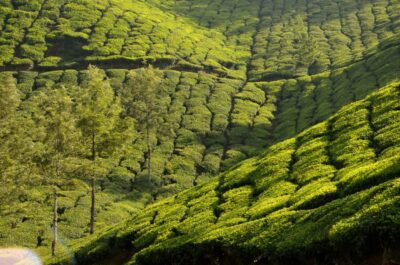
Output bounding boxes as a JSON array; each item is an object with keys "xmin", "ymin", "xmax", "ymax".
[
  {"xmin": 52, "ymin": 189, "xmax": 58, "ymax": 256},
  {"xmin": 0, "ymin": 73, "xmax": 22, "ymax": 205},
  {"xmin": 27, "ymin": 86, "xmax": 78, "ymax": 255},
  {"xmin": 0, "ymin": 74, "xmax": 37, "ymax": 211},
  {"xmin": 0, "ymin": 73, "xmax": 19, "ymax": 120},
  {"xmin": 120, "ymin": 67, "xmax": 169, "ymax": 183},
  {"xmin": 74, "ymin": 66, "xmax": 122, "ymax": 234},
  {"xmin": 0, "ymin": 73, "xmax": 20, "ymax": 172}
]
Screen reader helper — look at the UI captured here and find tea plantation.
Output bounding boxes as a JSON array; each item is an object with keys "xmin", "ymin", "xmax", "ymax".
[
  {"xmin": 0, "ymin": 0, "xmax": 400, "ymax": 263},
  {"xmin": 47, "ymin": 81, "xmax": 400, "ymax": 265},
  {"xmin": 1, "ymin": 0, "xmax": 399, "ymax": 79}
]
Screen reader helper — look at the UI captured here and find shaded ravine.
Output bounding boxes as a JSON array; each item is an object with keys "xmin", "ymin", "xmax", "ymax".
[{"xmin": 220, "ymin": 0, "xmax": 268, "ymax": 167}]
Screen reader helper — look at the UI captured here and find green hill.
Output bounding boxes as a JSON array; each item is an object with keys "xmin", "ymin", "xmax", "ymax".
[
  {"xmin": 48, "ymin": 81, "xmax": 400, "ymax": 265},
  {"xmin": 1, "ymin": 43, "xmax": 399, "ymax": 254},
  {"xmin": 0, "ymin": 0, "xmax": 400, "ymax": 263},
  {"xmin": 1, "ymin": 0, "xmax": 399, "ymax": 79}
]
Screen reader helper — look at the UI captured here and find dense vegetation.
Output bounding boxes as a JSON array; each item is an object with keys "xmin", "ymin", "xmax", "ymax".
[
  {"xmin": 0, "ymin": 0, "xmax": 399, "ymax": 79},
  {"xmin": 0, "ymin": 0, "xmax": 400, "ymax": 263},
  {"xmin": 48, "ymin": 81, "xmax": 400, "ymax": 265}
]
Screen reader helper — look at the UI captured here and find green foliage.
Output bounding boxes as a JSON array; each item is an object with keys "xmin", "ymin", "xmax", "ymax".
[
  {"xmin": 121, "ymin": 67, "xmax": 166, "ymax": 134},
  {"xmin": 0, "ymin": 73, "xmax": 19, "ymax": 119},
  {"xmin": 0, "ymin": 66, "xmax": 136, "ymax": 252},
  {"xmin": 47, "ymin": 82, "xmax": 400, "ymax": 265},
  {"xmin": 120, "ymin": 66, "xmax": 171, "ymax": 183},
  {"xmin": 0, "ymin": 73, "xmax": 26, "ymax": 207},
  {"xmin": 75, "ymin": 66, "xmax": 123, "ymax": 162},
  {"xmin": 27, "ymin": 85, "xmax": 80, "ymax": 184},
  {"xmin": 0, "ymin": 0, "xmax": 400, "ymax": 261},
  {"xmin": 0, "ymin": 45, "xmax": 399, "ymax": 260},
  {"xmin": 0, "ymin": 0, "xmax": 398, "ymax": 80}
]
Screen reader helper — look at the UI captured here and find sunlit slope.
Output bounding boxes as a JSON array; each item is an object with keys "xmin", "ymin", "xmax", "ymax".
[
  {"xmin": 149, "ymin": 0, "xmax": 400, "ymax": 79},
  {"xmin": 1, "ymin": 0, "xmax": 400, "ymax": 259},
  {"xmin": 0, "ymin": 0, "xmax": 245, "ymax": 78},
  {"xmin": 49, "ymin": 81, "xmax": 400, "ymax": 265},
  {"xmin": 0, "ymin": 38, "xmax": 398, "ymax": 253},
  {"xmin": 1, "ymin": 0, "xmax": 399, "ymax": 80},
  {"xmin": 9, "ymin": 41, "xmax": 400, "ymax": 189}
]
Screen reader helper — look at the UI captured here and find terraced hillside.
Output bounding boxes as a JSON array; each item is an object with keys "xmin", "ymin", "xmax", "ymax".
[
  {"xmin": 151, "ymin": 0, "xmax": 400, "ymax": 79},
  {"xmin": 1, "ymin": 0, "xmax": 399, "ymax": 79},
  {"xmin": 48, "ymin": 81, "xmax": 400, "ymax": 265},
  {"xmin": 0, "ymin": 0, "xmax": 400, "ymax": 262}
]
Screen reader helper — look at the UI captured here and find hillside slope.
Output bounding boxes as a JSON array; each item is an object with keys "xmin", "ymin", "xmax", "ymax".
[
  {"xmin": 149, "ymin": 0, "xmax": 400, "ymax": 79},
  {"xmin": 1, "ymin": 0, "xmax": 399, "ymax": 79},
  {"xmin": 0, "ymin": 42, "xmax": 398, "ymax": 253},
  {"xmin": 0, "ymin": 0, "xmax": 400, "ymax": 260},
  {"xmin": 48, "ymin": 81, "xmax": 400, "ymax": 265},
  {"xmin": 0, "ymin": 0, "xmax": 248, "ymax": 77}
]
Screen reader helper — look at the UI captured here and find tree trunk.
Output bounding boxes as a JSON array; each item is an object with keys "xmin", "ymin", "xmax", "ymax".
[
  {"xmin": 147, "ymin": 142, "xmax": 151, "ymax": 182},
  {"xmin": 90, "ymin": 176, "xmax": 95, "ymax": 234},
  {"xmin": 90, "ymin": 129, "xmax": 96, "ymax": 234},
  {"xmin": 91, "ymin": 129, "xmax": 96, "ymax": 161},
  {"xmin": 147, "ymin": 127, "xmax": 151, "ymax": 182},
  {"xmin": 52, "ymin": 190, "xmax": 57, "ymax": 256}
]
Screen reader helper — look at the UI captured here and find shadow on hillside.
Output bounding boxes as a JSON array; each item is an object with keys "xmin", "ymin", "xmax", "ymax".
[{"xmin": 100, "ymin": 41, "xmax": 400, "ymax": 198}]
